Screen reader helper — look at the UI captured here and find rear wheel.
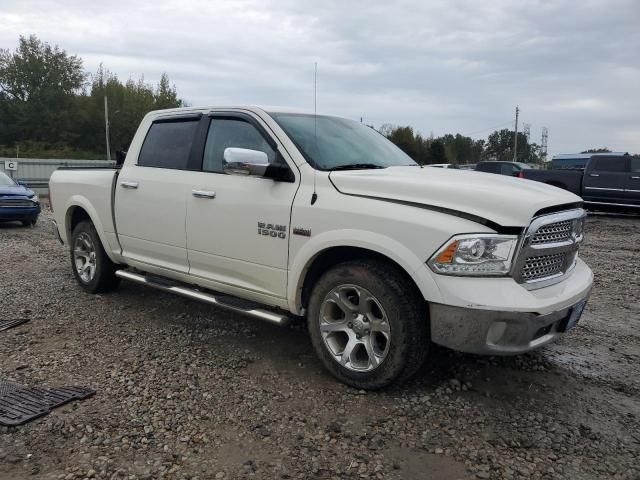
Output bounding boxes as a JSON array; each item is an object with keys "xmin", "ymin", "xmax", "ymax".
[
  {"xmin": 70, "ymin": 220, "xmax": 120, "ymax": 293},
  {"xmin": 307, "ymin": 259, "xmax": 428, "ymax": 390}
]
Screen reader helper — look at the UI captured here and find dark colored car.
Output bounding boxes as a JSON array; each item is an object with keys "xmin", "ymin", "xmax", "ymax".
[
  {"xmin": 0, "ymin": 171, "xmax": 41, "ymax": 226},
  {"xmin": 522, "ymin": 155, "xmax": 640, "ymax": 210},
  {"xmin": 475, "ymin": 161, "xmax": 532, "ymax": 177}
]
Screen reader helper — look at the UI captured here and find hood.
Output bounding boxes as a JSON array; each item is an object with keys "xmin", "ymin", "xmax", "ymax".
[
  {"xmin": 329, "ymin": 166, "xmax": 582, "ymax": 228},
  {"xmin": 0, "ymin": 184, "xmax": 35, "ymax": 198}
]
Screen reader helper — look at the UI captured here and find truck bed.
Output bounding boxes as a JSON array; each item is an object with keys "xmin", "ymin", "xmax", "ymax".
[
  {"xmin": 49, "ymin": 168, "xmax": 119, "ymax": 246},
  {"xmin": 522, "ymin": 169, "xmax": 583, "ymax": 195}
]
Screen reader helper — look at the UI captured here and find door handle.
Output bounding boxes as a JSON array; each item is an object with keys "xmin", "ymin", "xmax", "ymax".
[
  {"xmin": 631, "ymin": 176, "xmax": 640, "ymax": 180},
  {"xmin": 589, "ymin": 174, "xmax": 600, "ymax": 177},
  {"xmin": 120, "ymin": 181, "xmax": 139, "ymax": 189},
  {"xmin": 192, "ymin": 190, "xmax": 216, "ymax": 199}
]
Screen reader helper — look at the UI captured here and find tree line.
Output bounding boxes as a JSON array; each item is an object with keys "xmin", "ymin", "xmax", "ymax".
[
  {"xmin": 3, "ymin": 35, "xmax": 606, "ymax": 164},
  {"xmin": 0, "ymin": 35, "xmax": 183, "ymax": 159}
]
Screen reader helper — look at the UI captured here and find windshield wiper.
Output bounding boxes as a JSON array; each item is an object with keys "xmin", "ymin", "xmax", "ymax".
[{"xmin": 329, "ymin": 163, "xmax": 387, "ymax": 171}]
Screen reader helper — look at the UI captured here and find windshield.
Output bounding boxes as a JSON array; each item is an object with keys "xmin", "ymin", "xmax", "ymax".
[
  {"xmin": 269, "ymin": 113, "xmax": 417, "ymax": 170},
  {"xmin": 0, "ymin": 172, "xmax": 17, "ymax": 186}
]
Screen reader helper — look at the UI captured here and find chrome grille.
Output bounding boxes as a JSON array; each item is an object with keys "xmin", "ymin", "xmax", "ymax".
[
  {"xmin": 0, "ymin": 199, "xmax": 34, "ymax": 207},
  {"xmin": 514, "ymin": 209, "xmax": 586, "ymax": 289},
  {"xmin": 521, "ymin": 253, "xmax": 567, "ymax": 281},
  {"xmin": 530, "ymin": 220, "xmax": 573, "ymax": 245}
]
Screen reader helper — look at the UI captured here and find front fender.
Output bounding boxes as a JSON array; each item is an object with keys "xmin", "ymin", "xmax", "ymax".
[{"xmin": 287, "ymin": 229, "xmax": 444, "ymax": 314}]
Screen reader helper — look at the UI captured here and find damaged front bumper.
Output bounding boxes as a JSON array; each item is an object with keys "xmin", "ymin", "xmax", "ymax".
[{"xmin": 429, "ymin": 292, "xmax": 591, "ymax": 355}]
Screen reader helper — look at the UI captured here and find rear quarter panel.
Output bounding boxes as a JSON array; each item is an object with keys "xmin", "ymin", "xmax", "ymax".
[{"xmin": 50, "ymin": 169, "xmax": 120, "ymax": 260}]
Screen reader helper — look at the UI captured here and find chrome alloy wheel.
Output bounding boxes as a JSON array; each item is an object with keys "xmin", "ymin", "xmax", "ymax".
[
  {"xmin": 320, "ymin": 284, "xmax": 391, "ymax": 372},
  {"xmin": 73, "ymin": 232, "xmax": 97, "ymax": 283}
]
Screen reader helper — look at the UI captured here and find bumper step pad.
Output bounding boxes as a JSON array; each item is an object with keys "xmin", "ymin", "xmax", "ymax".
[
  {"xmin": 0, "ymin": 380, "xmax": 95, "ymax": 426},
  {"xmin": 0, "ymin": 318, "xmax": 30, "ymax": 332}
]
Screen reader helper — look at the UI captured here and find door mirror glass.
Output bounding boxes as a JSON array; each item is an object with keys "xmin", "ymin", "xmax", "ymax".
[{"xmin": 223, "ymin": 147, "xmax": 269, "ymax": 176}]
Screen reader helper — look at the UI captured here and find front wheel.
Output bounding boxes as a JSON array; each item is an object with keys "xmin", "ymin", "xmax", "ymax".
[
  {"xmin": 70, "ymin": 220, "xmax": 120, "ymax": 293},
  {"xmin": 307, "ymin": 259, "xmax": 428, "ymax": 390}
]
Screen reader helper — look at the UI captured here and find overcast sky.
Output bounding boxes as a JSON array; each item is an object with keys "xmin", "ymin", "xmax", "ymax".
[{"xmin": 1, "ymin": 0, "xmax": 639, "ymax": 155}]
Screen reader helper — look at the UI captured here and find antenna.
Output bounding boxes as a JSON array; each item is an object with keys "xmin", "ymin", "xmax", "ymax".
[{"xmin": 311, "ymin": 62, "xmax": 318, "ymax": 205}]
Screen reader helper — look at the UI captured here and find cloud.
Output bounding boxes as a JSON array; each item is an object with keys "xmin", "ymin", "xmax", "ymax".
[{"xmin": 1, "ymin": 0, "xmax": 639, "ymax": 155}]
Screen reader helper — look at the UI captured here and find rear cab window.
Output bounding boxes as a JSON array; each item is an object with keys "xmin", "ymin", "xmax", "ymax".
[
  {"xmin": 591, "ymin": 157, "xmax": 629, "ymax": 173},
  {"xmin": 477, "ymin": 163, "xmax": 499, "ymax": 173},
  {"xmin": 138, "ymin": 118, "xmax": 201, "ymax": 170}
]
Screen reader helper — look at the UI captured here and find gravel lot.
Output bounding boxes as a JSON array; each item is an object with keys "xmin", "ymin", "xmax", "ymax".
[{"xmin": 1, "ymin": 211, "xmax": 639, "ymax": 480}]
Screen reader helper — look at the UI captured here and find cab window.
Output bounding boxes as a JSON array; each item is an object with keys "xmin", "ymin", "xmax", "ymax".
[
  {"xmin": 203, "ymin": 118, "xmax": 276, "ymax": 173},
  {"xmin": 138, "ymin": 119, "xmax": 200, "ymax": 169},
  {"xmin": 592, "ymin": 157, "xmax": 628, "ymax": 172}
]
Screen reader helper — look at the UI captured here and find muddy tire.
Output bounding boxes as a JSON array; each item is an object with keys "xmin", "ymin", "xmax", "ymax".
[
  {"xmin": 307, "ymin": 259, "xmax": 428, "ymax": 390},
  {"xmin": 70, "ymin": 220, "xmax": 120, "ymax": 293}
]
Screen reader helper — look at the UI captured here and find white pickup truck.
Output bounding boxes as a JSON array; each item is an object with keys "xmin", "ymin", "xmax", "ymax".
[{"xmin": 50, "ymin": 106, "xmax": 593, "ymax": 389}]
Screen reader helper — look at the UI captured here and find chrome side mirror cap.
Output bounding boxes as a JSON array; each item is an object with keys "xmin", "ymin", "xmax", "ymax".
[{"xmin": 223, "ymin": 148, "xmax": 269, "ymax": 176}]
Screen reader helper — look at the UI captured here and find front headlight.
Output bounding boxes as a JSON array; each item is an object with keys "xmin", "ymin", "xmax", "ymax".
[
  {"xmin": 428, "ymin": 234, "xmax": 519, "ymax": 276},
  {"xmin": 31, "ymin": 194, "xmax": 39, "ymax": 204}
]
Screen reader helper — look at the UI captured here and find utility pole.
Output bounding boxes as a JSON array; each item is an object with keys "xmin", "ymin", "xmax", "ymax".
[
  {"xmin": 513, "ymin": 105, "xmax": 519, "ymax": 162},
  {"xmin": 104, "ymin": 95, "xmax": 111, "ymax": 161}
]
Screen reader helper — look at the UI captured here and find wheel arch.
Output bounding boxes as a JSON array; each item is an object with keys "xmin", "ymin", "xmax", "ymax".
[
  {"xmin": 64, "ymin": 197, "xmax": 119, "ymax": 263},
  {"xmin": 289, "ymin": 233, "xmax": 443, "ymax": 315}
]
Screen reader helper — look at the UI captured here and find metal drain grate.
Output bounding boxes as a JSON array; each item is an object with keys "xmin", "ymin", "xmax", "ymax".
[
  {"xmin": 0, "ymin": 381, "xmax": 95, "ymax": 426},
  {"xmin": 0, "ymin": 318, "xmax": 30, "ymax": 332}
]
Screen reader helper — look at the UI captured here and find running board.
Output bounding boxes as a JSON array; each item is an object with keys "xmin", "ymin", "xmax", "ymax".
[{"xmin": 115, "ymin": 270, "xmax": 289, "ymax": 326}]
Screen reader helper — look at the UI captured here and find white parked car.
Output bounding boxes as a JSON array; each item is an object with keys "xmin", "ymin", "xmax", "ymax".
[
  {"xmin": 426, "ymin": 163, "xmax": 460, "ymax": 169},
  {"xmin": 50, "ymin": 106, "xmax": 593, "ymax": 389}
]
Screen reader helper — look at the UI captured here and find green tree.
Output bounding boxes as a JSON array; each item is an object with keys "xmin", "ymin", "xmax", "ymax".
[
  {"xmin": 427, "ymin": 139, "xmax": 446, "ymax": 164},
  {"xmin": 581, "ymin": 148, "xmax": 611, "ymax": 153},
  {"xmin": 484, "ymin": 128, "xmax": 541, "ymax": 163},
  {"xmin": 0, "ymin": 34, "xmax": 85, "ymax": 147}
]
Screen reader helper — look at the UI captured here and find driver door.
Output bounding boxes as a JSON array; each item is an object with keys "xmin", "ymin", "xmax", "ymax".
[{"xmin": 186, "ymin": 113, "xmax": 299, "ymax": 301}]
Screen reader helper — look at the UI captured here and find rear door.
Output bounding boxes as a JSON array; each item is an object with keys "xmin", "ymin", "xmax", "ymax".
[
  {"xmin": 582, "ymin": 156, "xmax": 629, "ymax": 204},
  {"xmin": 114, "ymin": 115, "xmax": 204, "ymax": 273},
  {"xmin": 626, "ymin": 156, "xmax": 640, "ymax": 205}
]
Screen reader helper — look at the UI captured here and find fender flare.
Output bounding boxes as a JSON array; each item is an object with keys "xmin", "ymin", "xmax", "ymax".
[{"xmin": 287, "ymin": 229, "xmax": 443, "ymax": 314}]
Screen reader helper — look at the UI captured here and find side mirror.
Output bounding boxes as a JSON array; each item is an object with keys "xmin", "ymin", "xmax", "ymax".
[
  {"xmin": 115, "ymin": 150, "xmax": 127, "ymax": 166},
  {"xmin": 223, "ymin": 147, "xmax": 269, "ymax": 176},
  {"xmin": 17, "ymin": 180, "xmax": 29, "ymax": 188}
]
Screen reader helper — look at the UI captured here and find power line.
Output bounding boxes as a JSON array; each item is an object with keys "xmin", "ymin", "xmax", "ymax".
[{"xmin": 462, "ymin": 120, "xmax": 514, "ymax": 137}]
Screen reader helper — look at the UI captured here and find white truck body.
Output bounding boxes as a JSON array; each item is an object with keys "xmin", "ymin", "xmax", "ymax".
[{"xmin": 50, "ymin": 106, "xmax": 593, "ymax": 388}]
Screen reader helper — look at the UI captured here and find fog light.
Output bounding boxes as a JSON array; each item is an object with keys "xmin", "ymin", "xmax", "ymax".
[{"xmin": 486, "ymin": 321, "xmax": 508, "ymax": 345}]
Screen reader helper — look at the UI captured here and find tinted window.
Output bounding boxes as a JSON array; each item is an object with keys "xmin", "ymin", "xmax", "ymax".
[
  {"xmin": 476, "ymin": 163, "xmax": 499, "ymax": 173},
  {"xmin": 501, "ymin": 164, "xmax": 516, "ymax": 175},
  {"xmin": 630, "ymin": 157, "xmax": 640, "ymax": 173},
  {"xmin": 0, "ymin": 171, "xmax": 16, "ymax": 186},
  {"xmin": 138, "ymin": 119, "xmax": 200, "ymax": 169},
  {"xmin": 203, "ymin": 118, "xmax": 276, "ymax": 173},
  {"xmin": 592, "ymin": 157, "xmax": 628, "ymax": 172}
]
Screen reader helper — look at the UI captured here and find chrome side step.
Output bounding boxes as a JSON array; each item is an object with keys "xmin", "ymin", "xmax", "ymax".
[{"xmin": 115, "ymin": 270, "xmax": 289, "ymax": 326}]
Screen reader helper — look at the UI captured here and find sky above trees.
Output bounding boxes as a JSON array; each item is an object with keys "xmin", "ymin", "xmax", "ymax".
[{"xmin": 1, "ymin": 0, "xmax": 638, "ymax": 156}]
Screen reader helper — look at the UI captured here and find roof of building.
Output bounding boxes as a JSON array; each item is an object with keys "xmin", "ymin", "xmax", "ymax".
[{"xmin": 553, "ymin": 152, "xmax": 627, "ymax": 160}]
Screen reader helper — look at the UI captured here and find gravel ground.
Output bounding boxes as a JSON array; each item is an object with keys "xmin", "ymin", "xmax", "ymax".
[{"xmin": 1, "ymin": 211, "xmax": 639, "ymax": 480}]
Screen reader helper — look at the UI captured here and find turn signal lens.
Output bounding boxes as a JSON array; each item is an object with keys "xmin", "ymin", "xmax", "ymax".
[{"xmin": 434, "ymin": 240, "xmax": 459, "ymax": 264}]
